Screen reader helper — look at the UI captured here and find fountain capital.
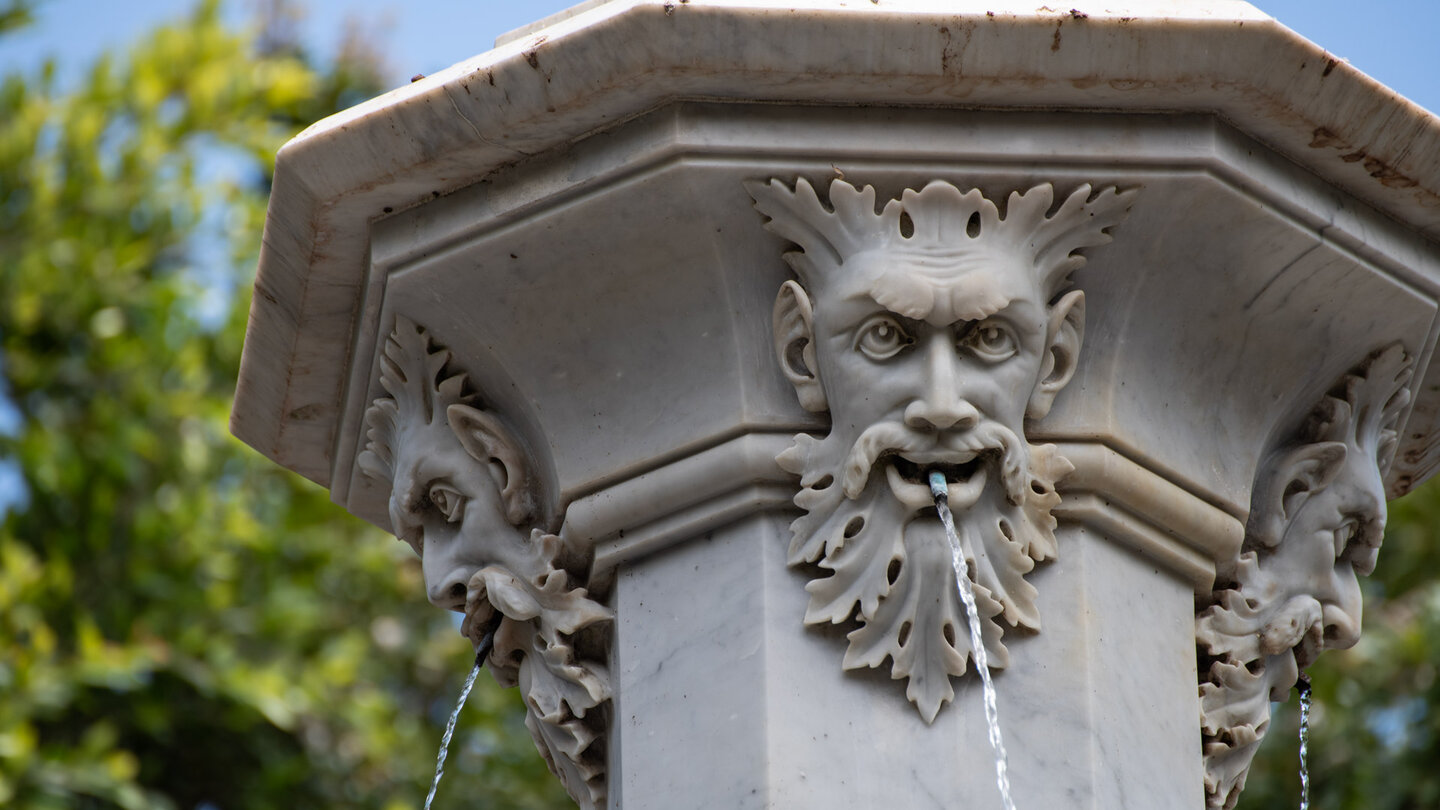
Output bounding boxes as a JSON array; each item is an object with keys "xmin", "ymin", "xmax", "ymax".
[{"xmin": 232, "ymin": 2, "xmax": 1440, "ymax": 807}]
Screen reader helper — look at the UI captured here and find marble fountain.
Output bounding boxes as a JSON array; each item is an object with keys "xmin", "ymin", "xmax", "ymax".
[{"xmin": 230, "ymin": 2, "xmax": 1440, "ymax": 807}]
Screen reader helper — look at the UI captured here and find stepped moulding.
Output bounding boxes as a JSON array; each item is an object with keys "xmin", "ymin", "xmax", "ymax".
[{"xmin": 230, "ymin": 1, "xmax": 1440, "ymax": 807}]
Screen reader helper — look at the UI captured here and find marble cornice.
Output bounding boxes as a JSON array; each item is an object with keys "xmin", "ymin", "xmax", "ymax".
[
  {"xmin": 561, "ymin": 431, "xmax": 799, "ymax": 574},
  {"xmin": 232, "ymin": 1, "xmax": 1440, "ymax": 500},
  {"xmin": 1052, "ymin": 442, "xmax": 1245, "ymax": 594},
  {"xmin": 301, "ymin": 104, "xmax": 1440, "ymax": 534}
]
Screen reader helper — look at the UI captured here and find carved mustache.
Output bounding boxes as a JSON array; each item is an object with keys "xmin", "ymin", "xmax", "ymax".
[
  {"xmin": 841, "ymin": 420, "xmax": 1028, "ymax": 502},
  {"xmin": 1258, "ymin": 594, "xmax": 1324, "ymax": 659}
]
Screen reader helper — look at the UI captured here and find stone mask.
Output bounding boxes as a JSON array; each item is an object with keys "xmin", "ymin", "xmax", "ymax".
[{"xmin": 748, "ymin": 177, "xmax": 1136, "ymax": 720}]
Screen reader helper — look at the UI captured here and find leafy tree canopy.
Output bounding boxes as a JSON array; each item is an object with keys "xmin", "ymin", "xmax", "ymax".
[{"xmin": 0, "ymin": 1, "xmax": 571, "ymax": 807}]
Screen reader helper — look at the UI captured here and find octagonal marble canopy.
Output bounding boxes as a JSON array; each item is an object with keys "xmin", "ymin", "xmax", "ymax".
[
  {"xmin": 229, "ymin": 4, "xmax": 1440, "ymax": 808},
  {"xmin": 231, "ymin": 0, "xmax": 1440, "ymax": 528}
]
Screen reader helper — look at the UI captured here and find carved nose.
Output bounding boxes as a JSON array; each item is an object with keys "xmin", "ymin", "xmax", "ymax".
[
  {"xmin": 905, "ymin": 396, "xmax": 979, "ymax": 432},
  {"xmin": 905, "ymin": 337, "xmax": 979, "ymax": 431},
  {"xmin": 1320, "ymin": 574, "xmax": 1364, "ymax": 650},
  {"xmin": 427, "ymin": 566, "xmax": 476, "ymax": 612},
  {"xmin": 423, "ymin": 542, "xmax": 478, "ymax": 612},
  {"xmin": 1321, "ymin": 602, "xmax": 1361, "ymax": 650}
]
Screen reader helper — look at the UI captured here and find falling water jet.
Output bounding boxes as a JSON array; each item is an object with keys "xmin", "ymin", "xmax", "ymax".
[
  {"xmin": 930, "ymin": 471, "xmax": 1018, "ymax": 810},
  {"xmin": 424, "ymin": 615, "xmax": 502, "ymax": 810},
  {"xmin": 1296, "ymin": 673, "xmax": 1311, "ymax": 810}
]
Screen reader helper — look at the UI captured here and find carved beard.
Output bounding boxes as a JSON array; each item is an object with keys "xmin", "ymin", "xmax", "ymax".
[
  {"xmin": 777, "ymin": 419, "xmax": 1071, "ymax": 722},
  {"xmin": 1195, "ymin": 552, "xmax": 1328, "ymax": 809},
  {"xmin": 460, "ymin": 531, "xmax": 613, "ymax": 809}
]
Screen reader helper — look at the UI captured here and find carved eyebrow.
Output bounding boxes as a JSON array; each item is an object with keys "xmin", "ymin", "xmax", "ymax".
[
  {"xmin": 401, "ymin": 485, "xmax": 426, "ymax": 514},
  {"xmin": 825, "ymin": 290, "xmax": 904, "ymax": 330},
  {"xmin": 964, "ymin": 307, "xmax": 1023, "ymax": 331},
  {"xmin": 396, "ymin": 460, "xmax": 443, "ymax": 516},
  {"xmin": 844, "ymin": 304, "xmax": 925, "ymax": 338},
  {"xmin": 960, "ymin": 290, "xmax": 1032, "ymax": 319},
  {"xmin": 388, "ymin": 490, "xmax": 425, "ymax": 553},
  {"xmin": 863, "ymin": 293, "xmax": 1015, "ymax": 332}
]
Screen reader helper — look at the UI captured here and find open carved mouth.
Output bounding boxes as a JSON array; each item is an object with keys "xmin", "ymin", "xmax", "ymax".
[
  {"xmin": 883, "ymin": 451, "xmax": 990, "ymax": 511},
  {"xmin": 890, "ymin": 455, "xmax": 984, "ymax": 487},
  {"xmin": 461, "ymin": 572, "xmax": 500, "ymax": 650}
]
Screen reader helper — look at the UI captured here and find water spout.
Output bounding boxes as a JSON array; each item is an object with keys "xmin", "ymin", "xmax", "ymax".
[
  {"xmin": 424, "ymin": 618, "xmax": 501, "ymax": 810},
  {"xmin": 1296, "ymin": 674, "xmax": 1311, "ymax": 810},
  {"xmin": 930, "ymin": 471, "xmax": 1018, "ymax": 810}
]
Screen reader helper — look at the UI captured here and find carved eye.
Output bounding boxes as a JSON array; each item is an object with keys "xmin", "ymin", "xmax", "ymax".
[
  {"xmin": 427, "ymin": 483, "xmax": 465, "ymax": 523},
  {"xmin": 961, "ymin": 320, "xmax": 1018, "ymax": 363},
  {"xmin": 855, "ymin": 316, "xmax": 913, "ymax": 360}
]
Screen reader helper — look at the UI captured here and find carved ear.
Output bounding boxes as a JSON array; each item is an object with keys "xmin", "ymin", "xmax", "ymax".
[
  {"xmin": 773, "ymin": 279, "xmax": 827, "ymax": 412},
  {"xmin": 1277, "ymin": 442, "xmax": 1347, "ymax": 519},
  {"xmin": 447, "ymin": 403, "xmax": 534, "ymax": 526},
  {"xmin": 1249, "ymin": 441, "xmax": 1347, "ymax": 548},
  {"xmin": 1027, "ymin": 289, "xmax": 1085, "ymax": 420}
]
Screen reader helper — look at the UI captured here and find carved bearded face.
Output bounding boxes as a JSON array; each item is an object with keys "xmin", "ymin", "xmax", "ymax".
[
  {"xmin": 1257, "ymin": 436, "xmax": 1384, "ymax": 661},
  {"xmin": 1206, "ymin": 344, "xmax": 1410, "ymax": 682},
  {"xmin": 807, "ymin": 248, "xmax": 1063, "ymax": 512},
  {"xmin": 751, "ymin": 178, "xmax": 1135, "ymax": 721},
  {"xmin": 1196, "ymin": 344, "xmax": 1409, "ymax": 808},
  {"xmin": 357, "ymin": 319, "xmax": 613, "ymax": 809},
  {"xmin": 772, "ymin": 242, "xmax": 1082, "ymax": 719},
  {"xmin": 356, "ymin": 318, "xmax": 538, "ymax": 616},
  {"xmin": 385, "ymin": 406, "xmax": 531, "ymax": 613}
]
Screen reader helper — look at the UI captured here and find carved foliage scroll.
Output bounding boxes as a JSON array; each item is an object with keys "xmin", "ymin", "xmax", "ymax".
[
  {"xmin": 748, "ymin": 177, "xmax": 1137, "ymax": 721},
  {"xmin": 357, "ymin": 317, "xmax": 612, "ymax": 810},
  {"xmin": 1196, "ymin": 344, "xmax": 1412, "ymax": 809}
]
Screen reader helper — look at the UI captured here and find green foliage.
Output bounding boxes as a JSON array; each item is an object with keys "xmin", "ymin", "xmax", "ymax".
[
  {"xmin": 1237, "ymin": 475, "xmax": 1440, "ymax": 810},
  {"xmin": 0, "ymin": 0, "xmax": 35, "ymax": 34},
  {"xmin": 0, "ymin": 2, "xmax": 571, "ymax": 807}
]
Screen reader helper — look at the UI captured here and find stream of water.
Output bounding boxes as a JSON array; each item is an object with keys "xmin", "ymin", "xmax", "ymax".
[
  {"xmin": 930, "ymin": 471, "xmax": 1019, "ymax": 810},
  {"xmin": 425, "ymin": 616, "xmax": 501, "ymax": 810},
  {"xmin": 1297, "ymin": 674, "xmax": 1311, "ymax": 810},
  {"xmin": 423, "ymin": 657, "xmax": 483, "ymax": 810}
]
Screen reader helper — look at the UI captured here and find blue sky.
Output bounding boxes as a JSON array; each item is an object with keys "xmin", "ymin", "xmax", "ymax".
[
  {"xmin": 3, "ymin": 1, "xmax": 1439, "ymax": 115},
  {"xmin": 0, "ymin": 0, "xmax": 577, "ymax": 86}
]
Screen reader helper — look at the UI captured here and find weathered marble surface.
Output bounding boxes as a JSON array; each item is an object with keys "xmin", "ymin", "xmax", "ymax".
[
  {"xmin": 613, "ymin": 513, "xmax": 1203, "ymax": 809},
  {"xmin": 229, "ymin": 2, "xmax": 1440, "ymax": 808},
  {"xmin": 233, "ymin": 0, "xmax": 1440, "ymax": 498},
  {"xmin": 1197, "ymin": 345, "xmax": 1412, "ymax": 809},
  {"xmin": 355, "ymin": 318, "xmax": 612, "ymax": 808},
  {"xmin": 329, "ymin": 105, "xmax": 1440, "ymax": 533}
]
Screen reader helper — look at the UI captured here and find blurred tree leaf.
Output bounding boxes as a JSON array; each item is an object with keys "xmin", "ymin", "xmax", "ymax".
[
  {"xmin": 0, "ymin": 2, "xmax": 571, "ymax": 808},
  {"xmin": 0, "ymin": 0, "xmax": 36, "ymax": 35}
]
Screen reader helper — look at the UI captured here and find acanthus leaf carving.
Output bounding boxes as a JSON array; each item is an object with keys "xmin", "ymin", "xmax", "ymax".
[
  {"xmin": 359, "ymin": 316, "xmax": 611, "ymax": 810},
  {"xmin": 1197, "ymin": 342, "xmax": 1413, "ymax": 809},
  {"xmin": 750, "ymin": 177, "xmax": 1136, "ymax": 721}
]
